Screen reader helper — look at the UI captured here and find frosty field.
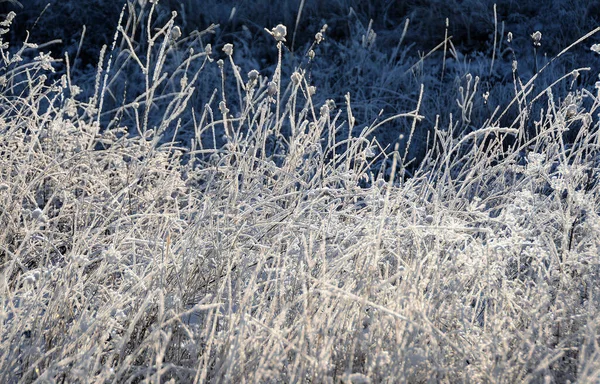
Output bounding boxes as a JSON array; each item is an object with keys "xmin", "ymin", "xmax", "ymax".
[{"xmin": 1, "ymin": 1, "xmax": 600, "ymax": 382}]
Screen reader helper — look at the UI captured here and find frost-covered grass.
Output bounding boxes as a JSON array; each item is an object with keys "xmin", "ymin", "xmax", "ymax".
[{"xmin": 1, "ymin": 2, "xmax": 600, "ymax": 383}]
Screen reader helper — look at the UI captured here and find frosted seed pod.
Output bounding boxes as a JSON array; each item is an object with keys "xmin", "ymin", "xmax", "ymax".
[
  {"xmin": 267, "ymin": 81, "xmax": 277, "ymax": 96},
  {"xmin": 290, "ymin": 71, "xmax": 302, "ymax": 85},
  {"xmin": 320, "ymin": 104, "xmax": 329, "ymax": 117},
  {"xmin": 308, "ymin": 86, "xmax": 316, "ymax": 96},
  {"xmin": 315, "ymin": 32, "xmax": 323, "ymax": 44},
  {"xmin": 308, "ymin": 49, "xmax": 315, "ymax": 60},
  {"xmin": 363, "ymin": 146, "xmax": 376, "ymax": 158},
  {"xmin": 204, "ymin": 43, "xmax": 212, "ymax": 56},
  {"xmin": 506, "ymin": 32, "xmax": 513, "ymax": 43},
  {"xmin": 565, "ymin": 104, "xmax": 578, "ymax": 119},
  {"xmin": 531, "ymin": 31, "xmax": 542, "ymax": 47},
  {"xmin": 326, "ymin": 99, "xmax": 336, "ymax": 110},
  {"xmin": 591, "ymin": 44, "xmax": 600, "ymax": 54},
  {"xmin": 218, "ymin": 101, "xmax": 229, "ymax": 115},
  {"xmin": 248, "ymin": 69, "xmax": 259, "ymax": 81},
  {"xmin": 222, "ymin": 43, "xmax": 233, "ymax": 56},
  {"xmin": 267, "ymin": 24, "xmax": 287, "ymax": 42},
  {"xmin": 171, "ymin": 26, "xmax": 181, "ymax": 40}
]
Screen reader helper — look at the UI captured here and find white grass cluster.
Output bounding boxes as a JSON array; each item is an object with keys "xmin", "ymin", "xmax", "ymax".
[{"xmin": 1, "ymin": 3, "xmax": 600, "ymax": 383}]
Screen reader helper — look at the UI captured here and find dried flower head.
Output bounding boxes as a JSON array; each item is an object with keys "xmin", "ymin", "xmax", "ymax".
[
  {"xmin": 219, "ymin": 100, "xmax": 229, "ymax": 115},
  {"xmin": 204, "ymin": 43, "xmax": 212, "ymax": 56},
  {"xmin": 222, "ymin": 43, "xmax": 233, "ymax": 56},
  {"xmin": 507, "ymin": 32, "xmax": 513, "ymax": 43},
  {"xmin": 315, "ymin": 32, "xmax": 323, "ymax": 44},
  {"xmin": 531, "ymin": 31, "xmax": 542, "ymax": 47},
  {"xmin": 290, "ymin": 71, "xmax": 302, "ymax": 85},
  {"xmin": 248, "ymin": 69, "xmax": 259, "ymax": 81},
  {"xmin": 591, "ymin": 43, "xmax": 600, "ymax": 55},
  {"xmin": 565, "ymin": 104, "xmax": 578, "ymax": 119},
  {"xmin": 267, "ymin": 81, "xmax": 277, "ymax": 96},
  {"xmin": 171, "ymin": 26, "xmax": 181, "ymax": 40},
  {"xmin": 326, "ymin": 99, "xmax": 336, "ymax": 110},
  {"xmin": 266, "ymin": 24, "xmax": 287, "ymax": 42}
]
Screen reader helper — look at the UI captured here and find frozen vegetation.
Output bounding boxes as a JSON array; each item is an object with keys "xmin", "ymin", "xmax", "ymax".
[{"xmin": 1, "ymin": 1, "xmax": 600, "ymax": 382}]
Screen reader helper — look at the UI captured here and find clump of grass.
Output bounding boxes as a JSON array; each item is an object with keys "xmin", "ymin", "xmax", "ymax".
[{"xmin": 1, "ymin": 3, "xmax": 600, "ymax": 383}]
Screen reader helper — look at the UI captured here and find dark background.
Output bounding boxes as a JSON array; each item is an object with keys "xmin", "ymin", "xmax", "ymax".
[{"xmin": 3, "ymin": 0, "xmax": 600, "ymax": 161}]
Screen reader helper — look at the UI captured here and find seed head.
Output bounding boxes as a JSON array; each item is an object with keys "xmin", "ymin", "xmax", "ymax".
[
  {"xmin": 219, "ymin": 100, "xmax": 229, "ymax": 115},
  {"xmin": 565, "ymin": 104, "xmax": 578, "ymax": 119},
  {"xmin": 267, "ymin": 81, "xmax": 277, "ymax": 96},
  {"xmin": 591, "ymin": 43, "xmax": 600, "ymax": 55},
  {"xmin": 531, "ymin": 31, "xmax": 542, "ymax": 47},
  {"xmin": 171, "ymin": 26, "xmax": 181, "ymax": 40},
  {"xmin": 326, "ymin": 99, "xmax": 336, "ymax": 110},
  {"xmin": 267, "ymin": 24, "xmax": 287, "ymax": 42},
  {"xmin": 290, "ymin": 71, "xmax": 302, "ymax": 85},
  {"xmin": 222, "ymin": 43, "xmax": 233, "ymax": 56},
  {"xmin": 315, "ymin": 32, "xmax": 323, "ymax": 44},
  {"xmin": 248, "ymin": 69, "xmax": 259, "ymax": 81}
]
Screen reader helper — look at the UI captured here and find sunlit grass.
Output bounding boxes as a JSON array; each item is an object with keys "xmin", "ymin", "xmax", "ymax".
[{"xmin": 1, "ymin": 3, "xmax": 600, "ymax": 382}]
